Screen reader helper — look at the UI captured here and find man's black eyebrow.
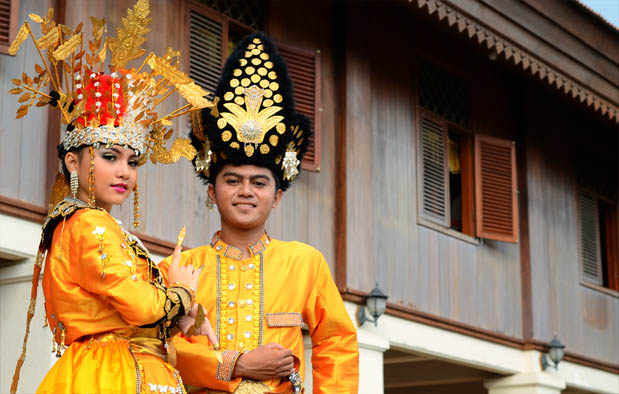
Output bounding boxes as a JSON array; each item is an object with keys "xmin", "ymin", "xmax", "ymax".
[{"xmin": 221, "ymin": 172, "xmax": 271, "ymax": 181}]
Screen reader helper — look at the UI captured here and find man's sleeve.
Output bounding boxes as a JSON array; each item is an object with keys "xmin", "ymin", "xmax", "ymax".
[
  {"xmin": 159, "ymin": 254, "xmax": 243, "ymax": 392},
  {"xmin": 305, "ymin": 255, "xmax": 359, "ymax": 394}
]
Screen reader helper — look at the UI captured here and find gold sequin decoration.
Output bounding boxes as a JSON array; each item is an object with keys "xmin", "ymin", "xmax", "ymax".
[
  {"xmin": 269, "ymin": 82, "xmax": 279, "ymax": 91},
  {"xmin": 260, "ymin": 80, "xmax": 269, "ymax": 88},
  {"xmin": 273, "ymin": 94, "xmax": 283, "ymax": 103},
  {"xmin": 235, "ymin": 86, "xmax": 245, "ymax": 95},
  {"xmin": 240, "ymin": 59, "xmax": 248, "ymax": 66},
  {"xmin": 241, "ymin": 78, "xmax": 250, "ymax": 87},
  {"xmin": 245, "ymin": 51, "xmax": 252, "ymax": 57},
  {"xmin": 260, "ymin": 144, "xmax": 270, "ymax": 154},
  {"xmin": 222, "ymin": 130, "xmax": 232, "ymax": 142},
  {"xmin": 275, "ymin": 155, "xmax": 282, "ymax": 165},
  {"xmin": 258, "ymin": 67, "xmax": 267, "ymax": 76},
  {"xmin": 212, "ymin": 152, "xmax": 217, "ymax": 163},
  {"xmin": 244, "ymin": 144, "xmax": 254, "ymax": 157},
  {"xmin": 263, "ymin": 99, "xmax": 273, "ymax": 107},
  {"xmin": 220, "ymin": 151, "xmax": 227, "ymax": 160},
  {"xmin": 230, "ymin": 142, "xmax": 240, "ymax": 149},
  {"xmin": 245, "ymin": 66, "xmax": 255, "ymax": 75},
  {"xmin": 248, "ymin": 44, "xmax": 256, "ymax": 49},
  {"xmin": 217, "ymin": 118, "xmax": 227, "ymax": 129},
  {"xmin": 253, "ymin": 38, "xmax": 261, "ymax": 44},
  {"xmin": 230, "ymin": 79, "xmax": 240, "ymax": 88},
  {"xmin": 264, "ymin": 89, "xmax": 273, "ymax": 98},
  {"xmin": 296, "ymin": 128, "xmax": 303, "ymax": 137},
  {"xmin": 224, "ymin": 92, "xmax": 234, "ymax": 101},
  {"xmin": 265, "ymin": 61, "xmax": 273, "ymax": 69},
  {"xmin": 251, "ymin": 58, "xmax": 261, "ymax": 66},
  {"xmin": 268, "ymin": 71, "xmax": 277, "ymax": 80},
  {"xmin": 260, "ymin": 53, "xmax": 269, "ymax": 60},
  {"xmin": 234, "ymin": 96, "xmax": 245, "ymax": 105},
  {"xmin": 250, "ymin": 74, "xmax": 260, "ymax": 83},
  {"xmin": 269, "ymin": 135, "xmax": 279, "ymax": 146},
  {"xmin": 251, "ymin": 48, "xmax": 260, "ymax": 55},
  {"xmin": 276, "ymin": 123, "xmax": 285, "ymax": 134},
  {"xmin": 233, "ymin": 69, "xmax": 242, "ymax": 77}
]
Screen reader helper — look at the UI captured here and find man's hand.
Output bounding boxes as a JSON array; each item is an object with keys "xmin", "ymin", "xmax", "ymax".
[{"xmin": 232, "ymin": 343, "xmax": 294, "ymax": 380}]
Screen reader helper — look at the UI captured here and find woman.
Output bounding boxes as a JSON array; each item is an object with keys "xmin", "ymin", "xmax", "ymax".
[{"xmin": 7, "ymin": 1, "xmax": 216, "ymax": 393}]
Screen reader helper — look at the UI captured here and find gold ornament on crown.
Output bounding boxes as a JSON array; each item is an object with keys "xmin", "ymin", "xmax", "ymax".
[{"xmin": 8, "ymin": 0, "xmax": 214, "ymax": 165}]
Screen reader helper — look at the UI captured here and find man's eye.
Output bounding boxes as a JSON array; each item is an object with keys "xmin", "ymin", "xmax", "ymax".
[
  {"xmin": 254, "ymin": 181, "xmax": 266, "ymax": 187},
  {"xmin": 226, "ymin": 179, "xmax": 239, "ymax": 184}
]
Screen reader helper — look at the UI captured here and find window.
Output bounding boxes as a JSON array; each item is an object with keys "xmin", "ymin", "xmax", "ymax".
[
  {"xmin": 416, "ymin": 61, "xmax": 518, "ymax": 242},
  {"xmin": 0, "ymin": 0, "xmax": 19, "ymax": 55},
  {"xmin": 185, "ymin": 0, "xmax": 321, "ymax": 171},
  {"xmin": 578, "ymin": 188, "xmax": 619, "ymax": 291}
]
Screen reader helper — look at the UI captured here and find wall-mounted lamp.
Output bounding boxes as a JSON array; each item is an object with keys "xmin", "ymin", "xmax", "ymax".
[
  {"xmin": 541, "ymin": 334, "xmax": 565, "ymax": 370},
  {"xmin": 356, "ymin": 282, "xmax": 388, "ymax": 327}
]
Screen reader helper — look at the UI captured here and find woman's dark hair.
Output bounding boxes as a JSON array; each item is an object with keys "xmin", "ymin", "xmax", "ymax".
[{"xmin": 57, "ymin": 143, "xmax": 87, "ymax": 178}]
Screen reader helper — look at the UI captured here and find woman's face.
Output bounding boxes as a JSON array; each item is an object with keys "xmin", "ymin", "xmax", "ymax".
[{"xmin": 65, "ymin": 145, "xmax": 139, "ymax": 212}]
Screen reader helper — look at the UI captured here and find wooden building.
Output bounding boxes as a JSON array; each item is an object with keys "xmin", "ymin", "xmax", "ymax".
[{"xmin": 0, "ymin": 0, "xmax": 617, "ymax": 393}]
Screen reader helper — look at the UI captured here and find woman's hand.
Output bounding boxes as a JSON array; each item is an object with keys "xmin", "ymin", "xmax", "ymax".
[{"xmin": 167, "ymin": 232, "xmax": 201, "ymax": 293}]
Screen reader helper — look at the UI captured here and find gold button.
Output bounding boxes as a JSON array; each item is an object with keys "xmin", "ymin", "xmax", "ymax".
[
  {"xmin": 240, "ymin": 264, "xmax": 248, "ymax": 272},
  {"xmin": 238, "ymin": 300, "xmax": 246, "ymax": 308}
]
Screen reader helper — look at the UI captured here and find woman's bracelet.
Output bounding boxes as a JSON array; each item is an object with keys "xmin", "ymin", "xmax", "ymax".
[{"xmin": 170, "ymin": 282, "xmax": 196, "ymax": 307}]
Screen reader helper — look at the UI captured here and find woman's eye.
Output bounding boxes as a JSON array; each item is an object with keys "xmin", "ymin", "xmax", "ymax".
[
  {"xmin": 102, "ymin": 154, "xmax": 116, "ymax": 161},
  {"xmin": 129, "ymin": 160, "xmax": 139, "ymax": 167}
]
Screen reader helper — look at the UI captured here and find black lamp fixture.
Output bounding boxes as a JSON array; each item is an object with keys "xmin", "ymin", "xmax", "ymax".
[
  {"xmin": 357, "ymin": 282, "xmax": 389, "ymax": 327},
  {"xmin": 541, "ymin": 333, "xmax": 565, "ymax": 370}
]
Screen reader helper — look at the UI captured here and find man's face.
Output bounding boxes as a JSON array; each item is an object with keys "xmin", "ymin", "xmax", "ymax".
[{"xmin": 209, "ymin": 164, "xmax": 282, "ymax": 232}]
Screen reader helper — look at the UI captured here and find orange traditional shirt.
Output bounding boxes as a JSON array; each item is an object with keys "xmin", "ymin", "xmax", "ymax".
[
  {"xmin": 159, "ymin": 232, "xmax": 359, "ymax": 394},
  {"xmin": 38, "ymin": 199, "xmax": 192, "ymax": 394}
]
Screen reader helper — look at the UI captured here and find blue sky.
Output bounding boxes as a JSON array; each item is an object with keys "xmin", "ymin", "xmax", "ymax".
[{"xmin": 579, "ymin": 0, "xmax": 619, "ymax": 27}]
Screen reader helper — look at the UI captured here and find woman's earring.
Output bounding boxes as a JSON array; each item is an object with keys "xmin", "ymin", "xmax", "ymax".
[
  {"xmin": 133, "ymin": 182, "xmax": 140, "ymax": 229},
  {"xmin": 70, "ymin": 171, "xmax": 78, "ymax": 198}
]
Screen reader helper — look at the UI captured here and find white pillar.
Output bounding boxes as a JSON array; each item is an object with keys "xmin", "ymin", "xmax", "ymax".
[
  {"xmin": 484, "ymin": 371, "xmax": 566, "ymax": 394},
  {"xmin": 357, "ymin": 328, "xmax": 390, "ymax": 394}
]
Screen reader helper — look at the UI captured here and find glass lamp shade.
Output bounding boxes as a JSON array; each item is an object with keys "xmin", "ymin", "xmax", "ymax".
[
  {"xmin": 548, "ymin": 336, "xmax": 565, "ymax": 365},
  {"xmin": 366, "ymin": 284, "xmax": 388, "ymax": 320}
]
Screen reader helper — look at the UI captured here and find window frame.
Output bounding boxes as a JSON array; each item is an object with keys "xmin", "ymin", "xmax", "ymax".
[
  {"xmin": 0, "ymin": 0, "xmax": 19, "ymax": 56},
  {"xmin": 577, "ymin": 187, "xmax": 619, "ymax": 296}
]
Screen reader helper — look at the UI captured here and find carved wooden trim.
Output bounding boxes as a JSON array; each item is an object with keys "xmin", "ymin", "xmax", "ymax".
[{"xmin": 413, "ymin": 0, "xmax": 618, "ymax": 123}]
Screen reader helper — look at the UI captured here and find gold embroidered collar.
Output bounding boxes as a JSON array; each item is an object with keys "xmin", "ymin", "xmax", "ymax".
[{"xmin": 209, "ymin": 231, "xmax": 270, "ymax": 260}]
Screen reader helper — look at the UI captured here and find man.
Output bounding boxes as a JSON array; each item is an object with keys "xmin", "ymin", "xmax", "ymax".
[{"xmin": 160, "ymin": 32, "xmax": 359, "ymax": 393}]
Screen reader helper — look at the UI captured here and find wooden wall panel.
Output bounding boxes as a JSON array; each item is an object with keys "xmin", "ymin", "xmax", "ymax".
[
  {"xmin": 264, "ymin": 1, "xmax": 336, "ymax": 267},
  {"xmin": 343, "ymin": 3, "xmax": 522, "ymax": 338},
  {"xmin": 0, "ymin": 0, "xmax": 53, "ymax": 208},
  {"xmin": 526, "ymin": 86, "xmax": 619, "ymax": 365}
]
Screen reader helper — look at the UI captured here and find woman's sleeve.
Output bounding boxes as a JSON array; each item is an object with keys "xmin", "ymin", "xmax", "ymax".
[{"xmin": 69, "ymin": 209, "xmax": 191, "ymax": 326}]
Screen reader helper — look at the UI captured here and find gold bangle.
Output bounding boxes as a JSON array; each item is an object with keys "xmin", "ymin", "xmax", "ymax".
[{"xmin": 170, "ymin": 282, "xmax": 195, "ymax": 306}]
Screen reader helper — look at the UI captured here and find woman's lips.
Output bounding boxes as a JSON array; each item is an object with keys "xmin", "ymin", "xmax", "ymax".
[{"xmin": 111, "ymin": 185, "xmax": 127, "ymax": 193}]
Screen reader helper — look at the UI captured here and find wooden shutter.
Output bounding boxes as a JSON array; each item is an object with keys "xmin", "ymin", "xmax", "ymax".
[
  {"xmin": 474, "ymin": 135, "xmax": 518, "ymax": 242},
  {"xmin": 0, "ymin": 0, "xmax": 18, "ymax": 55},
  {"xmin": 188, "ymin": 5, "xmax": 225, "ymax": 95},
  {"xmin": 418, "ymin": 110, "xmax": 450, "ymax": 226},
  {"xmin": 578, "ymin": 189, "xmax": 603, "ymax": 285},
  {"xmin": 276, "ymin": 41, "xmax": 321, "ymax": 172}
]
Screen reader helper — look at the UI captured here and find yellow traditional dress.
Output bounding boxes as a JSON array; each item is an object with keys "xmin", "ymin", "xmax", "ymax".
[
  {"xmin": 38, "ymin": 198, "xmax": 193, "ymax": 394},
  {"xmin": 159, "ymin": 232, "xmax": 359, "ymax": 394}
]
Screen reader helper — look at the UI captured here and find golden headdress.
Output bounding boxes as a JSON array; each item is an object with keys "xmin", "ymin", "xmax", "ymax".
[
  {"xmin": 189, "ymin": 32, "xmax": 312, "ymax": 191},
  {"xmin": 9, "ymin": 0, "xmax": 212, "ymax": 165}
]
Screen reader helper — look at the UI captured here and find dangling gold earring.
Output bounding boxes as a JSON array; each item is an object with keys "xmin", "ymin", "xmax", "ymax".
[
  {"xmin": 88, "ymin": 146, "xmax": 96, "ymax": 207},
  {"xmin": 70, "ymin": 171, "xmax": 78, "ymax": 198},
  {"xmin": 133, "ymin": 182, "xmax": 140, "ymax": 229}
]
